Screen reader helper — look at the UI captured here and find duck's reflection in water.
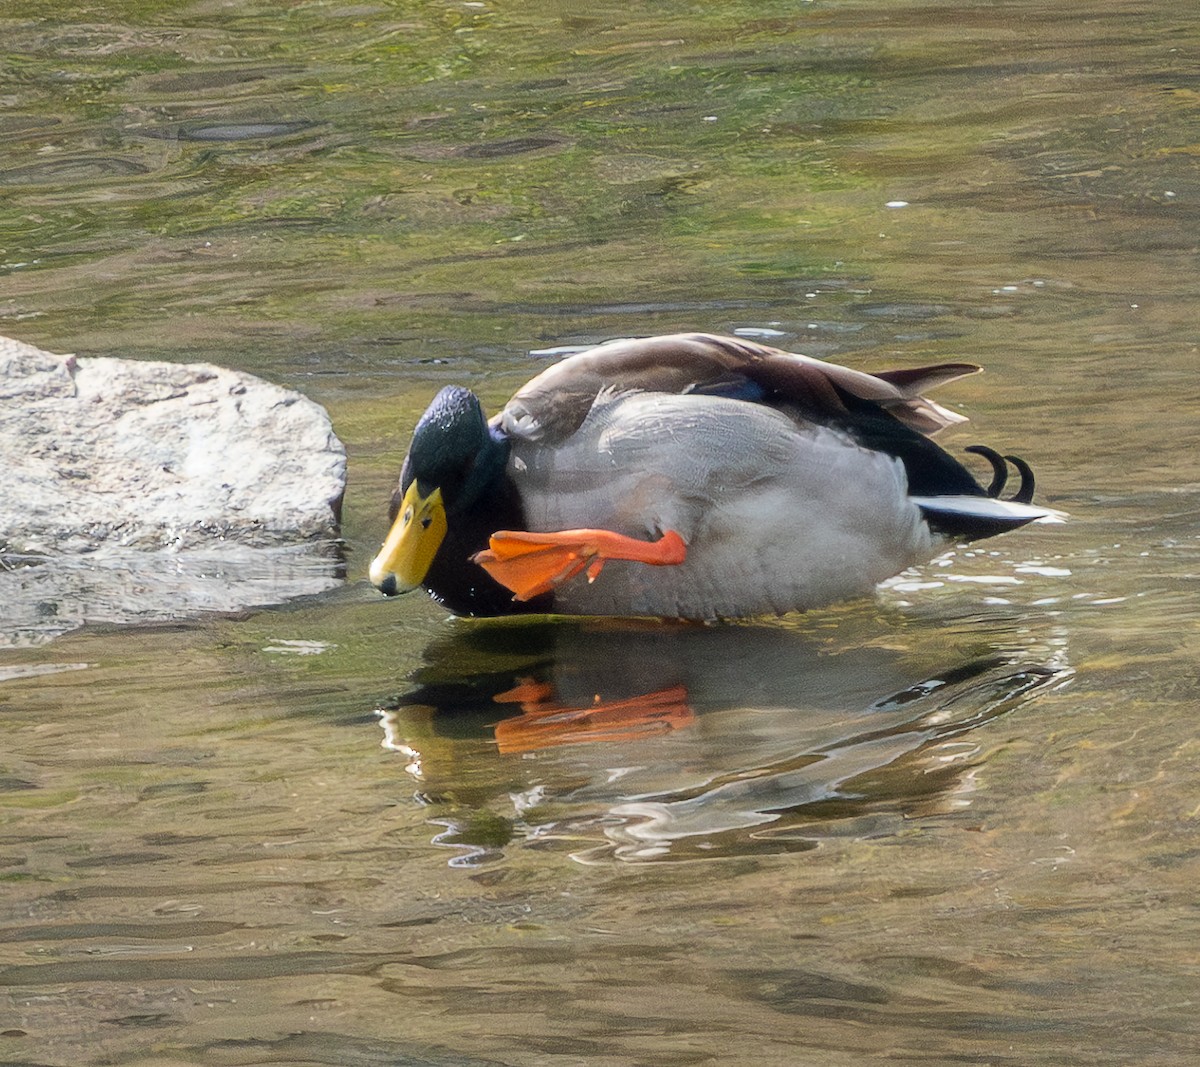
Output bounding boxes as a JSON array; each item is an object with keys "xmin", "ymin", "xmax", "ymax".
[{"xmin": 377, "ymin": 617, "xmax": 1070, "ymax": 864}]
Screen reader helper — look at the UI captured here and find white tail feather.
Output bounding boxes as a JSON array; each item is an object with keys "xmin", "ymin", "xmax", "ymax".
[{"xmin": 909, "ymin": 495, "xmax": 1066, "ymax": 524}]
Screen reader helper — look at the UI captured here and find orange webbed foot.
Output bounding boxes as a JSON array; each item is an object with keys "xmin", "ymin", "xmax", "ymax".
[{"xmin": 471, "ymin": 528, "xmax": 686, "ymax": 601}]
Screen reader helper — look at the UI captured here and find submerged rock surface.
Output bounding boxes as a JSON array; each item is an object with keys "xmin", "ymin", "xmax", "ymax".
[{"xmin": 1, "ymin": 336, "xmax": 348, "ymax": 645}]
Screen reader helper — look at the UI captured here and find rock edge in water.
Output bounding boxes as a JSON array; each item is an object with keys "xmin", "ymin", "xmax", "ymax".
[
  {"xmin": 1, "ymin": 335, "xmax": 346, "ymax": 552},
  {"xmin": 0, "ymin": 335, "xmax": 348, "ymax": 645}
]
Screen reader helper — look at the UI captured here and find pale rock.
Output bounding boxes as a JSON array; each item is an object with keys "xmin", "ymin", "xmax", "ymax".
[{"xmin": 0, "ymin": 335, "xmax": 348, "ymax": 645}]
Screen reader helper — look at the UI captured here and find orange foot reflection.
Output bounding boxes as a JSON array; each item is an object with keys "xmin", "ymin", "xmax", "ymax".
[
  {"xmin": 492, "ymin": 679, "xmax": 694, "ymax": 754},
  {"xmin": 472, "ymin": 528, "xmax": 687, "ymax": 601}
]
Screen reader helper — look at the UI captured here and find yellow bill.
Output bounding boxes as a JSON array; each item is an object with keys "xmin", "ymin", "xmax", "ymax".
[{"xmin": 369, "ymin": 483, "xmax": 447, "ymax": 594}]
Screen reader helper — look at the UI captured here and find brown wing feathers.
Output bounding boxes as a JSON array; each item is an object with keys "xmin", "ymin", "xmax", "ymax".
[{"xmin": 500, "ymin": 333, "xmax": 979, "ymax": 443}]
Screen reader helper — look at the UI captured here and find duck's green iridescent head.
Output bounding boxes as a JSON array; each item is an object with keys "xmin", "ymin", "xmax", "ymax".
[{"xmin": 369, "ymin": 386, "xmax": 508, "ymax": 596}]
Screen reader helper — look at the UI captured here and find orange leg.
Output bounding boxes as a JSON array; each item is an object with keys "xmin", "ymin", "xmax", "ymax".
[{"xmin": 471, "ymin": 528, "xmax": 686, "ymax": 601}]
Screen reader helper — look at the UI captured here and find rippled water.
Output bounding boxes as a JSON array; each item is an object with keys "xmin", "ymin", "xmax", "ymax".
[{"xmin": 3, "ymin": 1, "xmax": 1200, "ymax": 1063}]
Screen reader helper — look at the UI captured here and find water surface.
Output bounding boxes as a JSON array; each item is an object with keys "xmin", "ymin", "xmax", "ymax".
[{"xmin": 2, "ymin": 1, "xmax": 1199, "ymax": 1063}]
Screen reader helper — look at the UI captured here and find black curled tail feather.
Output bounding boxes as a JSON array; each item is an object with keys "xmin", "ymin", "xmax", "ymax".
[
  {"xmin": 964, "ymin": 445, "xmax": 1007, "ymax": 497},
  {"xmin": 917, "ymin": 449, "xmax": 1048, "ymax": 543},
  {"xmin": 1003, "ymin": 453, "xmax": 1036, "ymax": 503},
  {"xmin": 965, "ymin": 445, "xmax": 1036, "ymax": 504}
]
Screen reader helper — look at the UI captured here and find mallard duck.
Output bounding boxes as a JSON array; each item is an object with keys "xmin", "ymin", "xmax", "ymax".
[{"xmin": 369, "ymin": 333, "xmax": 1060, "ymax": 620}]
